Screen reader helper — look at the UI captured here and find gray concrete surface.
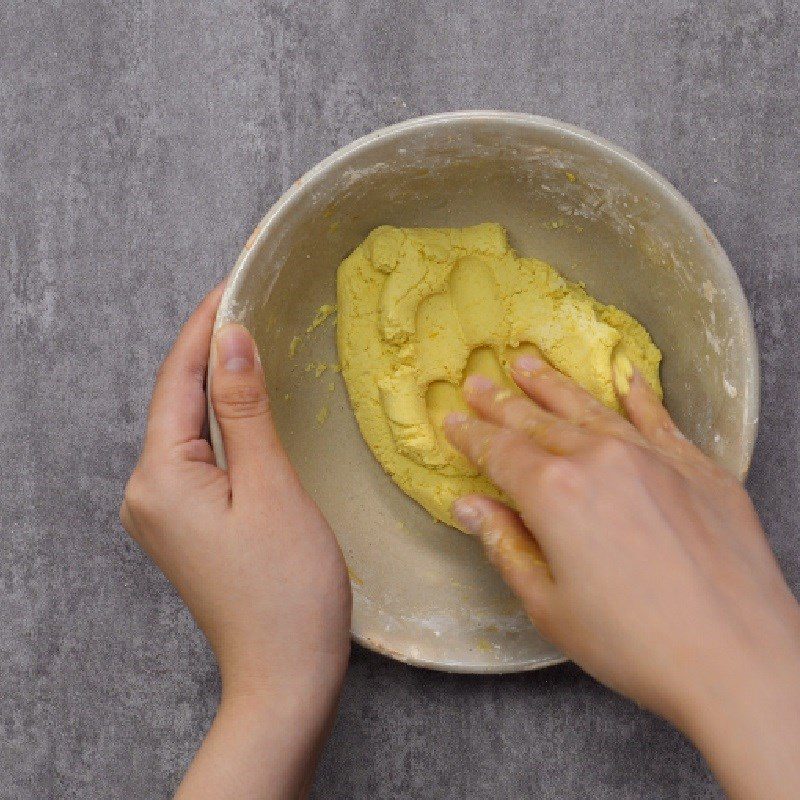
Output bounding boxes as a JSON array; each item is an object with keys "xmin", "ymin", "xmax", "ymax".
[{"xmin": 1, "ymin": 1, "xmax": 798, "ymax": 797}]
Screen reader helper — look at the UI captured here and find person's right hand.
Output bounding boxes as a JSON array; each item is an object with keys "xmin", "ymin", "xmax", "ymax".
[{"xmin": 444, "ymin": 354, "xmax": 800, "ymax": 800}]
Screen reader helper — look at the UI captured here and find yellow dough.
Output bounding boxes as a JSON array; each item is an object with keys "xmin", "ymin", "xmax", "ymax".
[{"xmin": 336, "ymin": 223, "xmax": 662, "ymax": 532}]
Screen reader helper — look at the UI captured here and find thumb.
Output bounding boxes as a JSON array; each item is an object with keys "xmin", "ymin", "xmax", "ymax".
[{"xmin": 211, "ymin": 323, "xmax": 285, "ymax": 492}]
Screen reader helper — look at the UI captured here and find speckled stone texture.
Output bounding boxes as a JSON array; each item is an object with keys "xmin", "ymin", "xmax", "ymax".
[{"xmin": 1, "ymin": 1, "xmax": 797, "ymax": 797}]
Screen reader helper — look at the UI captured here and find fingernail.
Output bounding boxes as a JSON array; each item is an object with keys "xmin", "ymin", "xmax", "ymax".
[
  {"xmin": 215, "ymin": 324, "xmax": 256, "ymax": 373},
  {"xmin": 612, "ymin": 352, "xmax": 634, "ymax": 396},
  {"xmin": 452, "ymin": 498, "xmax": 483, "ymax": 535},
  {"xmin": 514, "ymin": 355, "xmax": 545, "ymax": 374},
  {"xmin": 464, "ymin": 374, "xmax": 496, "ymax": 394}
]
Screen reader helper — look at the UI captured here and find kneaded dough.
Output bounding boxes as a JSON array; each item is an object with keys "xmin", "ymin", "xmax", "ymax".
[{"xmin": 336, "ymin": 223, "xmax": 662, "ymax": 531}]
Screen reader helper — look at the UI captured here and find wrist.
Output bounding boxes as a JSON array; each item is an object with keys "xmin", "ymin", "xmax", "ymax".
[
  {"xmin": 179, "ymin": 681, "xmax": 342, "ymax": 800},
  {"xmin": 218, "ymin": 644, "xmax": 350, "ymax": 725},
  {"xmin": 213, "ymin": 666, "xmax": 346, "ymax": 798},
  {"xmin": 680, "ymin": 608, "xmax": 800, "ymax": 800},
  {"xmin": 217, "ymin": 681, "xmax": 341, "ymax": 739}
]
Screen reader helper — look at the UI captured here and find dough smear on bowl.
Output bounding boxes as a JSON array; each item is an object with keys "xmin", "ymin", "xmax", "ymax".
[{"xmin": 336, "ymin": 223, "xmax": 662, "ymax": 532}]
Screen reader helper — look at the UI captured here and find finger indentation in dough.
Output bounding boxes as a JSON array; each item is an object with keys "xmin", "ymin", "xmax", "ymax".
[{"xmin": 425, "ymin": 380, "xmax": 476, "ymax": 475}]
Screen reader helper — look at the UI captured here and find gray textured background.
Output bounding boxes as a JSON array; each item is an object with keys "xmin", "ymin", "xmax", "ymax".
[{"xmin": 1, "ymin": 1, "xmax": 798, "ymax": 797}]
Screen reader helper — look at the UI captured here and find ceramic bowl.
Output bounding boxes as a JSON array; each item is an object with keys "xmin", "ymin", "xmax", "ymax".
[{"xmin": 209, "ymin": 112, "xmax": 759, "ymax": 673}]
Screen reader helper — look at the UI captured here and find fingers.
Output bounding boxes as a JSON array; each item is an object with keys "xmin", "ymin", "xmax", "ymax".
[
  {"xmin": 444, "ymin": 413, "xmax": 555, "ymax": 499},
  {"xmin": 462, "ymin": 374, "xmax": 588, "ymax": 456},
  {"xmin": 145, "ymin": 281, "xmax": 226, "ymax": 455},
  {"xmin": 452, "ymin": 495, "xmax": 553, "ymax": 620},
  {"xmin": 612, "ymin": 353, "xmax": 689, "ymax": 455},
  {"xmin": 511, "ymin": 354, "xmax": 616, "ymax": 425},
  {"xmin": 210, "ymin": 323, "xmax": 289, "ymax": 497}
]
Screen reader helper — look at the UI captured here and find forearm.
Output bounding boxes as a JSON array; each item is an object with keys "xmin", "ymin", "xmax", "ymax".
[
  {"xmin": 684, "ymin": 609, "xmax": 800, "ymax": 800},
  {"xmin": 175, "ymin": 687, "xmax": 340, "ymax": 800}
]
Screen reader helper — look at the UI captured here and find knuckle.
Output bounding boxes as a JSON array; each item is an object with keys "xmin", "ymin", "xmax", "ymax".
[
  {"xmin": 536, "ymin": 458, "xmax": 584, "ymax": 496},
  {"xmin": 487, "ymin": 429, "xmax": 524, "ymax": 463},
  {"xmin": 577, "ymin": 405, "xmax": 607, "ymax": 426},
  {"xmin": 594, "ymin": 436, "xmax": 637, "ymax": 468},
  {"xmin": 121, "ymin": 461, "xmax": 174, "ymax": 538},
  {"xmin": 492, "ymin": 389, "xmax": 517, "ymax": 408},
  {"xmin": 486, "ymin": 431, "xmax": 533, "ymax": 485},
  {"xmin": 121, "ymin": 470, "xmax": 150, "ymax": 523},
  {"xmin": 214, "ymin": 381, "xmax": 270, "ymax": 419},
  {"xmin": 505, "ymin": 398, "xmax": 537, "ymax": 424},
  {"xmin": 118, "ymin": 500, "xmax": 131, "ymax": 531}
]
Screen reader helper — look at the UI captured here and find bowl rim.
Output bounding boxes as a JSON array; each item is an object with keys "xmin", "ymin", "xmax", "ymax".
[{"xmin": 210, "ymin": 110, "xmax": 760, "ymax": 673}]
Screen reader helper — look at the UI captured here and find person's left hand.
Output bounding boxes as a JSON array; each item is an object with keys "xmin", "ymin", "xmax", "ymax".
[{"xmin": 120, "ymin": 284, "xmax": 351, "ymax": 798}]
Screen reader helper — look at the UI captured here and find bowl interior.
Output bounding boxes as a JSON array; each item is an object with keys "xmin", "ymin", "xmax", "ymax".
[{"xmin": 213, "ymin": 114, "xmax": 758, "ymax": 672}]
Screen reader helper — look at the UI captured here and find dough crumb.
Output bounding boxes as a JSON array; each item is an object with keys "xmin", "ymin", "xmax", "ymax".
[
  {"xmin": 288, "ymin": 335, "xmax": 302, "ymax": 358},
  {"xmin": 347, "ymin": 566, "xmax": 364, "ymax": 586},
  {"xmin": 316, "ymin": 404, "xmax": 329, "ymax": 425},
  {"xmin": 702, "ymin": 280, "xmax": 718, "ymax": 302},
  {"xmin": 723, "ymin": 377, "xmax": 738, "ymax": 398},
  {"xmin": 306, "ymin": 303, "xmax": 337, "ymax": 335},
  {"xmin": 612, "ymin": 353, "xmax": 634, "ymax": 396}
]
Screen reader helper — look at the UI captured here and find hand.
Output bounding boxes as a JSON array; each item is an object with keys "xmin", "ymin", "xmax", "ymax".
[
  {"xmin": 120, "ymin": 285, "xmax": 351, "ymax": 798},
  {"xmin": 444, "ymin": 354, "xmax": 800, "ymax": 800}
]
